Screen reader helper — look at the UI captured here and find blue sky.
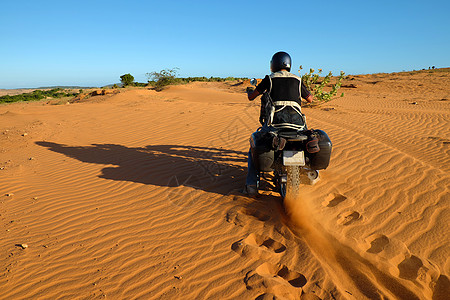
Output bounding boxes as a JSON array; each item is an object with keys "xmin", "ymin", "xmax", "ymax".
[{"xmin": 1, "ymin": 0, "xmax": 449, "ymax": 88}]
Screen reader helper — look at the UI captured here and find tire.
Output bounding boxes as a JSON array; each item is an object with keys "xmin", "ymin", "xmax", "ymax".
[
  {"xmin": 274, "ymin": 172, "xmax": 286, "ymax": 199},
  {"xmin": 279, "ymin": 180, "xmax": 287, "ymax": 199},
  {"xmin": 286, "ymin": 166, "xmax": 301, "ymax": 199}
]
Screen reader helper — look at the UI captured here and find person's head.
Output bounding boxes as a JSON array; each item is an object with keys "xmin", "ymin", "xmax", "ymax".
[{"xmin": 270, "ymin": 51, "xmax": 291, "ymax": 72}]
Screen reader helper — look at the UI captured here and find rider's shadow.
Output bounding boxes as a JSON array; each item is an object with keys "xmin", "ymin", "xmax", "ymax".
[{"xmin": 35, "ymin": 142, "xmax": 247, "ymax": 196}]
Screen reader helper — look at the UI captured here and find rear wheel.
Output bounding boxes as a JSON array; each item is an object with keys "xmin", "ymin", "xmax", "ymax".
[
  {"xmin": 279, "ymin": 179, "xmax": 287, "ymax": 199},
  {"xmin": 274, "ymin": 171, "xmax": 286, "ymax": 199},
  {"xmin": 286, "ymin": 166, "xmax": 301, "ymax": 199}
]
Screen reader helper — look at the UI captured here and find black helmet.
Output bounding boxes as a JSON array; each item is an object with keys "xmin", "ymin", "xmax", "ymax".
[{"xmin": 270, "ymin": 51, "xmax": 291, "ymax": 72}]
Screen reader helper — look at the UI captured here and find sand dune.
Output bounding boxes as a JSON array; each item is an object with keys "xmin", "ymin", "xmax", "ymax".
[{"xmin": 0, "ymin": 70, "xmax": 449, "ymax": 299}]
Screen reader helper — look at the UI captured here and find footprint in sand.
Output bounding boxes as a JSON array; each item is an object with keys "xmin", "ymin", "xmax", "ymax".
[
  {"xmin": 245, "ymin": 208, "xmax": 271, "ymax": 222},
  {"xmin": 337, "ymin": 210, "xmax": 361, "ymax": 225},
  {"xmin": 433, "ymin": 275, "xmax": 450, "ymax": 299},
  {"xmin": 366, "ymin": 234, "xmax": 390, "ymax": 254},
  {"xmin": 397, "ymin": 255, "xmax": 423, "ymax": 281},
  {"xmin": 245, "ymin": 262, "xmax": 307, "ymax": 292},
  {"xmin": 299, "ymin": 293, "xmax": 322, "ymax": 300},
  {"xmin": 255, "ymin": 293, "xmax": 277, "ymax": 300},
  {"xmin": 226, "ymin": 207, "xmax": 271, "ymax": 227},
  {"xmin": 256, "ymin": 292, "xmax": 321, "ymax": 300},
  {"xmin": 232, "ymin": 233, "xmax": 286, "ymax": 260},
  {"xmin": 259, "ymin": 237, "xmax": 287, "ymax": 254},
  {"xmin": 397, "ymin": 255, "xmax": 449, "ymax": 298},
  {"xmin": 322, "ymin": 193, "xmax": 347, "ymax": 207}
]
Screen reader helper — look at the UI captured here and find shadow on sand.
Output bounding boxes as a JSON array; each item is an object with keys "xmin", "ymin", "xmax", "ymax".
[{"xmin": 36, "ymin": 142, "xmax": 249, "ymax": 196}]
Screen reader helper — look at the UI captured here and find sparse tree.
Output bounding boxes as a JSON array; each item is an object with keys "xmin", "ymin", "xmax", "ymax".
[
  {"xmin": 120, "ymin": 73, "xmax": 134, "ymax": 86},
  {"xmin": 146, "ymin": 68, "xmax": 180, "ymax": 91}
]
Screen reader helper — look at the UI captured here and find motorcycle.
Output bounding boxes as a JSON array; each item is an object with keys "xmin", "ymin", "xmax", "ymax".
[{"xmin": 248, "ymin": 78, "xmax": 332, "ymax": 199}]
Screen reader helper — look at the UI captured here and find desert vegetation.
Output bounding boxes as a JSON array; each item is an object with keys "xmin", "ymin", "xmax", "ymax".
[
  {"xmin": 300, "ymin": 67, "xmax": 345, "ymax": 103},
  {"xmin": 120, "ymin": 73, "xmax": 135, "ymax": 86},
  {"xmin": 146, "ymin": 68, "xmax": 247, "ymax": 91},
  {"xmin": 0, "ymin": 88, "xmax": 80, "ymax": 104}
]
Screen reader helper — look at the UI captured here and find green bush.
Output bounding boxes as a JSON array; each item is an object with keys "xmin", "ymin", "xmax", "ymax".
[
  {"xmin": 146, "ymin": 68, "xmax": 248, "ymax": 91},
  {"xmin": 120, "ymin": 73, "xmax": 134, "ymax": 86},
  {"xmin": 299, "ymin": 66, "xmax": 345, "ymax": 103},
  {"xmin": 0, "ymin": 89, "xmax": 80, "ymax": 104},
  {"xmin": 146, "ymin": 68, "xmax": 180, "ymax": 91}
]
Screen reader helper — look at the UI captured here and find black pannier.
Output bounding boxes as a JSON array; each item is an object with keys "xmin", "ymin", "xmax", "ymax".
[
  {"xmin": 250, "ymin": 131, "xmax": 275, "ymax": 172},
  {"xmin": 307, "ymin": 129, "xmax": 332, "ymax": 170}
]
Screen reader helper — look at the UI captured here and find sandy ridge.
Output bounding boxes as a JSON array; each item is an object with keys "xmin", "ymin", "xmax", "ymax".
[{"xmin": 1, "ymin": 71, "xmax": 449, "ymax": 299}]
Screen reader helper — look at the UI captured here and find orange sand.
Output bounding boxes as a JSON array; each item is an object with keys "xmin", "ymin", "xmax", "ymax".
[{"xmin": 0, "ymin": 70, "xmax": 449, "ymax": 299}]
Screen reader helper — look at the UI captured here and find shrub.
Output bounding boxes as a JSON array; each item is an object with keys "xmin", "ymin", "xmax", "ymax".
[
  {"xmin": 146, "ymin": 68, "xmax": 248, "ymax": 91},
  {"xmin": 299, "ymin": 66, "xmax": 345, "ymax": 103},
  {"xmin": 120, "ymin": 73, "xmax": 134, "ymax": 86},
  {"xmin": 0, "ymin": 89, "xmax": 80, "ymax": 104},
  {"xmin": 146, "ymin": 68, "xmax": 181, "ymax": 91}
]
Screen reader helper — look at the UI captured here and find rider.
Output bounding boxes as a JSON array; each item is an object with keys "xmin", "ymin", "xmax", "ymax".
[{"xmin": 244, "ymin": 51, "xmax": 313, "ymax": 196}]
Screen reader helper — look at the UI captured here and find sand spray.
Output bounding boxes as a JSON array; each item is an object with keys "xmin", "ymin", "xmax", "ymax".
[{"xmin": 283, "ymin": 191, "xmax": 424, "ymax": 299}]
